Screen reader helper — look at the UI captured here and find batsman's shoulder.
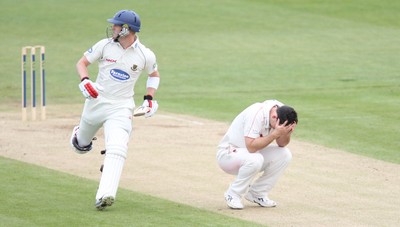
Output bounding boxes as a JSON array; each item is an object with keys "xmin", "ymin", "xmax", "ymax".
[{"xmin": 94, "ymin": 38, "xmax": 113, "ymax": 46}]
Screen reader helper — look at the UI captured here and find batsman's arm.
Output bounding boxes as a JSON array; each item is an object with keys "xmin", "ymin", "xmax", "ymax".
[
  {"xmin": 76, "ymin": 56, "xmax": 91, "ymax": 81},
  {"xmin": 145, "ymin": 71, "xmax": 160, "ymax": 98},
  {"xmin": 137, "ymin": 71, "xmax": 160, "ymax": 118}
]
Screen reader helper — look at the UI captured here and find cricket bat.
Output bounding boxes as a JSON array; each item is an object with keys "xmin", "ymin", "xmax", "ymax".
[{"xmin": 133, "ymin": 106, "xmax": 149, "ymax": 117}]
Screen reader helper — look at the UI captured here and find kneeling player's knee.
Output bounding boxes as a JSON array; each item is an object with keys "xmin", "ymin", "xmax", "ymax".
[
  {"xmin": 280, "ymin": 147, "xmax": 292, "ymax": 163},
  {"xmin": 246, "ymin": 155, "xmax": 264, "ymax": 173}
]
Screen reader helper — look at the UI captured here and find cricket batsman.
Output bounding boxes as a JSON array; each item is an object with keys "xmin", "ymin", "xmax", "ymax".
[{"xmin": 70, "ymin": 9, "xmax": 160, "ymax": 210}]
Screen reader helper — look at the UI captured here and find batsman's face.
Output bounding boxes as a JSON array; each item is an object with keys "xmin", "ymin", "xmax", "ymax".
[{"xmin": 111, "ymin": 24, "xmax": 123, "ymax": 39}]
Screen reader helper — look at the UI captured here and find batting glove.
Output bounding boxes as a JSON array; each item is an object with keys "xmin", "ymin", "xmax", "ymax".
[
  {"xmin": 142, "ymin": 95, "xmax": 158, "ymax": 118},
  {"xmin": 79, "ymin": 78, "xmax": 103, "ymax": 99}
]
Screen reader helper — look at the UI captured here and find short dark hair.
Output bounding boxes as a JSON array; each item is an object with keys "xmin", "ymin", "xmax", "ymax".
[{"xmin": 277, "ymin": 106, "xmax": 298, "ymax": 126}]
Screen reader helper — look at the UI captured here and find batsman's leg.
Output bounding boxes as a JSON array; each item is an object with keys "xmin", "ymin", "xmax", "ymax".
[
  {"xmin": 71, "ymin": 99, "xmax": 105, "ymax": 154},
  {"xmin": 95, "ymin": 115, "xmax": 131, "ymax": 210},
  {"xmin": 70, "ymin": 118, "xmax": 101, "ymax": 154}
]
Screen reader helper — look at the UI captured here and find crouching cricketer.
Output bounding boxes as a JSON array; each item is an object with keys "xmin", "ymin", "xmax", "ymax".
[{"xmin": 217, "ymin": 99, "xmax": 298, "ymax": 209}]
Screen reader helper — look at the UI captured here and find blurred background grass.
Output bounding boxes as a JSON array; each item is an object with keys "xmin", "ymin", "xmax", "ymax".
[{"xmin": 1, "ymin": 0, "xmax": 399, "ymax": 164}]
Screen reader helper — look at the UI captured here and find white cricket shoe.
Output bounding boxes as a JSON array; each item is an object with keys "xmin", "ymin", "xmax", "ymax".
[
  {"xmin": 224, "ymin": 192, "xmax": 244, "ymax": 209},
  {"xmin": 95, "ymin": 196, "xmax": 115, "ymax": 210},
  {"xmin": 245, "ymin": 193, "xmax": 277, "ymax": 207}
]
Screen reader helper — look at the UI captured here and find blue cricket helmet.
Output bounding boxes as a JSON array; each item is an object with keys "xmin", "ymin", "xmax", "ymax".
[{"xmin": 107, "ymin": 10, "xmax": 141, "ymax": 32}]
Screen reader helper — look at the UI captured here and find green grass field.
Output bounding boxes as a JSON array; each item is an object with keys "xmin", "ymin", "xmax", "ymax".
[
  {"xmin": 1, "ymin": 0, "xmax": 399, "ymax": 226},
  {"xmin": 0, "ymin": 157, "xmax": 262, "ymax": 227}
]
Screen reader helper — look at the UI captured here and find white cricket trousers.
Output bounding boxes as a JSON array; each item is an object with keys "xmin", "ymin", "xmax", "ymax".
[
  {"xmin": 217, "ymin": 144, "xmax": 292, "ymax": 198},
  {"xmin": 75, "ymin": 97, "xmax": 133, "ymax": 201}
]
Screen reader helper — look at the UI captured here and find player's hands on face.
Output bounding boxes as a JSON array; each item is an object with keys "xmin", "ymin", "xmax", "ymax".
[
  {"xmin": 273, "ymin": 120, "xmax": 296, "ymax": 137},
  {"xmin": 288, "ymin": 122, "xmax": 297, "ymax": 133},
  {"xmin": 79, "ymin": 79, "xmax": 104, "ymax": 99}
]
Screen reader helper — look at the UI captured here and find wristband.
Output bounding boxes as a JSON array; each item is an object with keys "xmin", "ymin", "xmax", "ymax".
[
  {"xmin": 81, "ymin": 76, "xmax": 89, "ymax": 82},
  {"xmin": 144, "ymin": 95, "xmax": 153, "ymax": 100},
  {"xmin": 146, "ymin": 76, "xmax": 160, "ymax": 89}
]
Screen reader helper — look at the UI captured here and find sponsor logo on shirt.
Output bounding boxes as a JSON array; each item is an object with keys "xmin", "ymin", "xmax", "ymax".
[
  {"xmin": 106, "ymin": 58, "xmax": 117, "ymax": 63},
  {"xmin": 110, "ymin": 69, "xmax": 130, "ymax": 81}
]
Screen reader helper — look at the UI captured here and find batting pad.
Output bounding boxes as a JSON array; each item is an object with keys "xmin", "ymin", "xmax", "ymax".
[{"xmin": 96, "ymin": 153, "xmax": 125, "ymax": 200}]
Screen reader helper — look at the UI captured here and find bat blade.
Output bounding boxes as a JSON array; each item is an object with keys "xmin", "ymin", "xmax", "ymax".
[{"xmin": 133, "ymin": 106, "xmax": 149, "ymax": 117}]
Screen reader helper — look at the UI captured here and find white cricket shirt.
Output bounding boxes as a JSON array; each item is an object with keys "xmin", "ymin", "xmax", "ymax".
[
  {"xmin": 218, "ymin": 100, "xmax": 284, "ymax": 150},
  {"xmin": 84, "ymin": 37, "xmax": 157, "ymax": 100}
]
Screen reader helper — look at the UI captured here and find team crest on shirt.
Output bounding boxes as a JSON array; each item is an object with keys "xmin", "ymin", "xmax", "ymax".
[
  {"xmin": 131, "ymin": 64, "xmax": 138, "ymax": 71},
  {"xmin": 110, "ymin": 69, "xmax": 130, "ymax": 81}
]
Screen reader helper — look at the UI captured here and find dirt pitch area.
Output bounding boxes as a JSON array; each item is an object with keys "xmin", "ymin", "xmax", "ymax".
[{"xmin": 1, "ymin": 104, "xmax": 399, "ymax": 227}]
